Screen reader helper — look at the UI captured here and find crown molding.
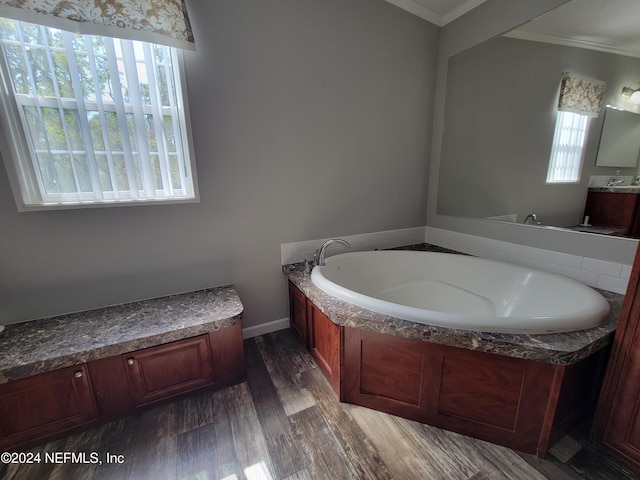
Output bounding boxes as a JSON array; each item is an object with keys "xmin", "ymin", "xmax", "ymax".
[
  {"xmin": 384, "ymin": 0, "xmax": 442, "ymax": 25},
  {"xmin": 505, "ymin": 30, "xmax": 640, "ymax": 59},
  {"xmin": 383, "ymin": 0, "xmax": 487, "ymax": 26},
  {"xmin": 441, "ymin": 0, "xmax": 487, "ymax": 25}
]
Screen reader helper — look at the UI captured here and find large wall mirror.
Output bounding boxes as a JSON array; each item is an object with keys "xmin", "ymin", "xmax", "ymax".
[{"xmin": 437, "ymin": 0, "xmax": 640, "ymax": 237}]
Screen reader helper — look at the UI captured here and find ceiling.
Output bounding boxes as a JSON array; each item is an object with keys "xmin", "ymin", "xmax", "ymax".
[
  {"xmin": 382, "ymin": 0, "xmax": 486, "ymax": 26},
  {"xmin": 386, "ymin": 0, "xmax": 640, "ymax": 58},
  {"xmin": 508, "ymin": 0, "xmax": 640, "ymax": 58}
]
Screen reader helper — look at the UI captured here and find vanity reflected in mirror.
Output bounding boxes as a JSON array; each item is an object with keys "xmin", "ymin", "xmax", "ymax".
[{"xmin": 437, "ymin": 0, "xmax": 640, "ymax": 238}]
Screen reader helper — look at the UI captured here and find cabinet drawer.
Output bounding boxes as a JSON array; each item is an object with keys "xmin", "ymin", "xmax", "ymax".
[
  {"xmin": 124, "ymin": 335, "xmax": 214, "ymax": 406},
  {"xmin": 0, "ymin": 364, "xmax": 98, "ymax": 449}
]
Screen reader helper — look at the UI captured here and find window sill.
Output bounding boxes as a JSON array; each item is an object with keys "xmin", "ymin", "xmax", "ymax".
[{"xmin": 16, "ymin": 196, "xmax": 200, "ymax": 212}]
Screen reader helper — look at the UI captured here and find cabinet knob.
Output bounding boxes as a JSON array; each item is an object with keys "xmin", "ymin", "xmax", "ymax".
[
  {"xmin": 74, "ymin": 371, "xmax": 83, "ymax": 378},
  {"xmin": 127, "ymin": 358, "xmax": 134, "ymax": 366}
]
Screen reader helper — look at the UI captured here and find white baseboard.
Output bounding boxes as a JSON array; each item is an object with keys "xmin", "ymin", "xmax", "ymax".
[{"xmin": 242, "ymin": 317, "xmax": 290, "ymax": 339}]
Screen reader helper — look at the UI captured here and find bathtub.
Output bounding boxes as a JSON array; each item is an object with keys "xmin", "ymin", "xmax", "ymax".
[{"xmin": 310, "ymin": 250, "xmax": 610, "ymax": 334}]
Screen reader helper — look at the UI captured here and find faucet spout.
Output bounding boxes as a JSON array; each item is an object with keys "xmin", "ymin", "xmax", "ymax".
[
  {"xmin": 607, "ymin": 177, "xmax": 625, "ymax": 187},
  {"xmin": 313, "ymin": 239, "xmax": 351, "ymax": 267},
  {"xmin": 523, "ymin": 213, "xmax": 539, "ymax": 225}
]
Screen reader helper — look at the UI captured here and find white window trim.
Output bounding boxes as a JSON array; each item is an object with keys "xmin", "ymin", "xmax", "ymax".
[{"xmin": 0, "ymin": 25, "xmax": 199, "ymax": 212}]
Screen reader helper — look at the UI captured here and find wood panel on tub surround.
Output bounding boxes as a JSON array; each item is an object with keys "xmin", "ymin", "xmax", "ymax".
[{"xmin": 341, "ymin": 326, "xmax": 608, "ymax": 457}]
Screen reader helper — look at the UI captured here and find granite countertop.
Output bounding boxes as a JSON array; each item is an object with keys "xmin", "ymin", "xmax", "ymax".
[
  {"xmin": 284, "ymin": 255, "xmax": 623, "ymax": 365},
  {"xmin": 589, "ymin": 186, "xmax": 640, "ymax": 193},
  {"xmin": 564, "ymin": 224, "xmax": 627, "ymax": 236},
  {"xmin": 0, "ymin": 286, "xmax": 244, "ymax": 383}
]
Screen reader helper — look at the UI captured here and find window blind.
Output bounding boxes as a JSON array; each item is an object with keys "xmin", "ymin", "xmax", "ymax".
[
  {"xmin": 0, "ymin": 18, "xmax": 195, "ymax": 206},
  {"xmin": 546, "ymin": 111, "xmax": 589, "ymax": 183}
]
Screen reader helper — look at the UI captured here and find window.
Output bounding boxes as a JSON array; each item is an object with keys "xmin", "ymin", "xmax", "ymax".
[
  {"xmin": 0, "ymin": 18, "xmax": 197, "ymax": 210},
  {"xmin": 546, "ymin": 110, "xmax": 590, "ymax": 184}
]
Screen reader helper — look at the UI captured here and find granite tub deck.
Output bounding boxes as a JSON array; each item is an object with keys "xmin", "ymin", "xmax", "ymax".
[
  {"xmin": 284, "ymin": 261, "xmax": 622, "ymax": 365},
  {"xmin": 0, "ymin": 285, "xmax": 244, "ymax": 383}
]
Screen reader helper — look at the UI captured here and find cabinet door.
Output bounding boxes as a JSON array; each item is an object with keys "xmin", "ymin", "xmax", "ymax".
[
  {"xmin": 309, "ymin": 303, "xmax": 342, "ymax": 396},
  {"xmin": 585, "ymin": 192, "xmax": 637, "ymax": 231},
  {"xmin": 601, "ymin": 335, "xmax": 640, "ymax": 463},
  {"xmin": 289, "ymin": 282, "xmax": 309, "ymax": 347},
  {"xmin": 0, "ymin": 364, "xmax": 98, "ymax": 449},
  {"xmin": 124, "ymin": 335, "xmax": 214, "ymax": 406},
  {"xmin": 594, "ymin": 246, "xmax": 640, "ymax": 473},
  {"xmin": 88, "ymin": 355, "xmax": 135, "ymax": 420}
]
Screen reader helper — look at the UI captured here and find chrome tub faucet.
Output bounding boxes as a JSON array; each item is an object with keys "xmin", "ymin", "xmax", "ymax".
[{"xmin": 313, "ymin": 239, "xmax": 351, "ymax": 267}]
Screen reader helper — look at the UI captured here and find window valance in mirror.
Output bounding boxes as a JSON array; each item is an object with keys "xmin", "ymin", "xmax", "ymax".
[
  {"xmin": 557, "ymin": 72, "xmax": 606, "ymax": 118},
  {"xmin": 0, "ymin": 0, "xmax": 195, "ymax": 50}
]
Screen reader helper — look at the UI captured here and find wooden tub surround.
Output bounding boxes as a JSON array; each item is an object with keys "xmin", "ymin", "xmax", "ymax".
[
  {"xmin": 0, "ymin": 286, "xmax": 245, "ymax": 451},
  {"xmin": 285, "ymin": 259, "xmax": 622, "ymax": 458}
]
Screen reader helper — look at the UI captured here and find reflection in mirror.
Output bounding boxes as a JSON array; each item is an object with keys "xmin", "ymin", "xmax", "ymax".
[
  {"xmin": 437, "ymin": 0, "xmax": 640, "ymax": 238},
  {"xmin": 596, "ymin": 107, "xmax": 640, "ymax": 168}
]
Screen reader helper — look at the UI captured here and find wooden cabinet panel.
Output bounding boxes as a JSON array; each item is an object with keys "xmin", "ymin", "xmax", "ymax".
[
  {"xmin": 554, "ymin": 349, "xmax": 608, "ymax": 434},
  {"xmin": 125, "ymin": 335, "xmax": 215, "ymax": 407},
  {"xmin": 343, "ymin": 327, "xmax": 563, "ymax": 456},
  {"xmin": 288, "ymin": 282, "xmax": 342, "ymax": 397},
  {"xmin": 584, "ymin": 191, "xmax": 640, "ymax": 237},
  {"xmin": 594, "ymin": 246, "xmax": 640, "ymax": 474},
  {"xmin": 90, "ymin": 326, "xmax": 245, "ymax": 419},
  {"xmin": 309, "ymin": 304, "xmax": 342, "ymax": 396},
  {"xmin": 208, "ymin": 322, "xmax": 246, "ymax": 389},
  {"xmin": 359, "ymin": 332, "xmax": 425, "ymax": 407},
  {"xmin": 438, "ymin": 354, "xmax": 530, "ymax": 431},
  {"xmin": 0, "ymin": 364, "xmax": 98, "ymax": 449},
  {"xmin": 289, "ymin": 282, "xmax": 309, "ymax": 347},
  {"xmin": 88, "ymin": 355, "xmax": 135, "ymax": 420}
]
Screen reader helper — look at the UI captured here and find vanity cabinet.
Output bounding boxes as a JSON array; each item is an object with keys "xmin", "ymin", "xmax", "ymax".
[
  {"xmin": 0, "ymin": 324, "xmax": 245, "ymax": 451},
  {"xmin": 584, "ymin": 191, "xmax": 640, "ymax": 237},
  {"xmin": 594, "ymin": 247, "xmax": 640, "ymax": 473},
  {"xmin": 0, "ymin": 365, "xmax": 99, "ymax": 450}
]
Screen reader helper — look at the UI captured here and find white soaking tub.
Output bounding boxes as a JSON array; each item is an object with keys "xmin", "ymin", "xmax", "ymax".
[{"xmin": 310, "ymin": 250, "xmax": 610, "ymax": 334}]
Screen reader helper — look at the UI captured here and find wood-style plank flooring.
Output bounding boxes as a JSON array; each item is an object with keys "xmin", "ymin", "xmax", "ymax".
[{"xmin": 1, "ymin": 329, "xmax": 638, "ymax": 480}]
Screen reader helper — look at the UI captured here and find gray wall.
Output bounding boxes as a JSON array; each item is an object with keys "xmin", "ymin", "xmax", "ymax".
[
  {"xmin": 438, "ymin": 36, "xmax": 640, "ymax": 227},
  {"xmin": 426, "ymin": 0, "xmax": 639, "ymax": 264},
  {"xmin": 0, "ymin": 0, "xmax": 439, "ymax": 326}
]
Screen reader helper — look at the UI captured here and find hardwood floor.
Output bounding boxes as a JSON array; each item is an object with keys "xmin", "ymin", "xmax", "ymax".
[{"xmin": 1, "ymin": 329, "xmax": 638, "ymax": 480}]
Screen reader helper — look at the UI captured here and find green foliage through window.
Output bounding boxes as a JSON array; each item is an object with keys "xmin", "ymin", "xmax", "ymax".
[{"xmin": 0, "ymin": 17, "xmax": 194, "ymax": 206}]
